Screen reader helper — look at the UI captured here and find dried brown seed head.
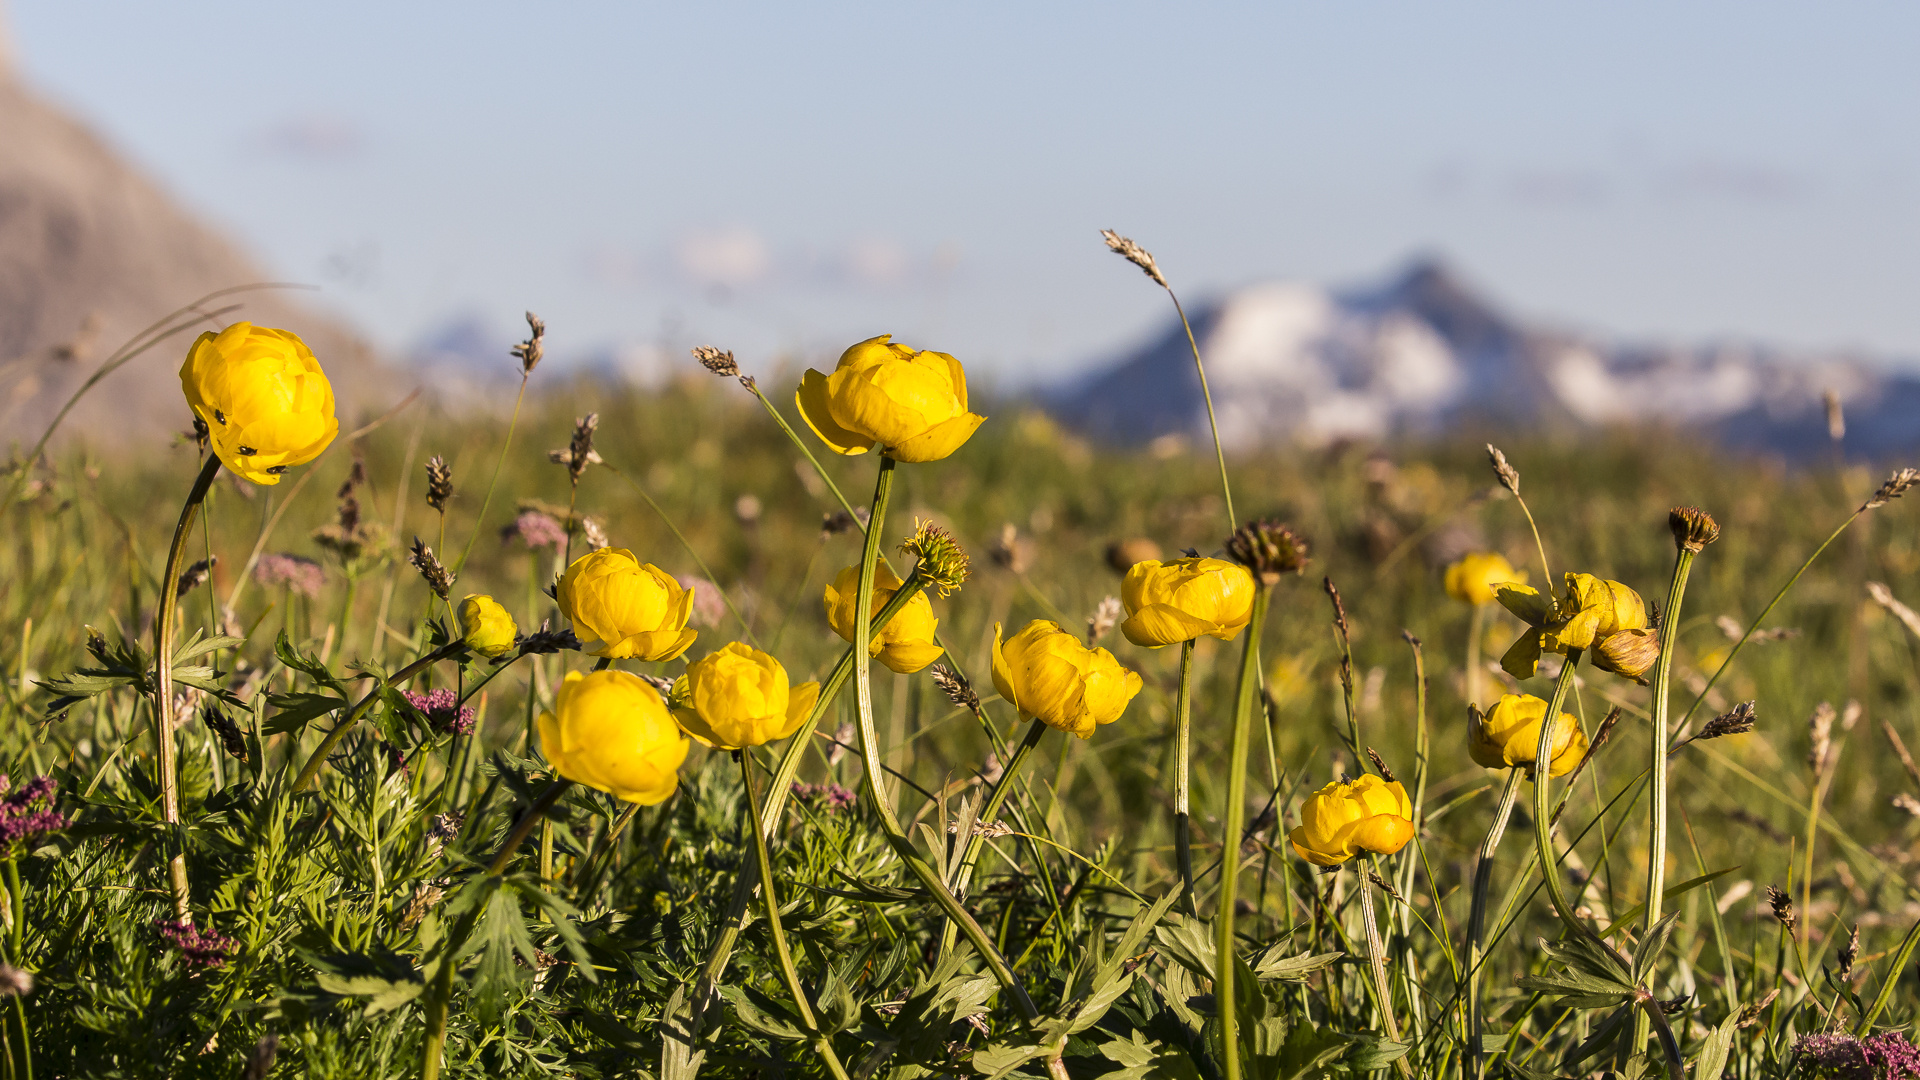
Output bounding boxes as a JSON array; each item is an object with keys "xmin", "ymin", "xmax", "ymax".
[
  {"xmin": 547, "ymin": 413, "xmax": 602, "ymax": 485},
  {"xmin": 1087, "ymin": 595, "xmax": 1122, "ymax": 644},
  {"xmin": 175, "ymin": 556, "xmax": 217, "ymax": 599},
  {"xmin": 1225, "ymin": 519, "xmax": 1310, "ymax": 585},
  {"xmin": 1698, "ymin": 701, "xmax": 1758, "ymax": 742},
  {"xmin": 930, "ymin": 664, "xmax": 981, "ymax": 713},
  {"xmin": 1591, "ymin": 628, "xmax": 1660, "ymax": 683},
  {"xmin": 425, "ymin": 455, "xmax": 453, "ymax": 513},
  {"xmin": 1736, "ymin": 988, "xmax": 1779, "ymax": 1027},
  {"xmin": 580, "ymin": 516, "xmax": 608, "ymax": 550},
  {"xmin": 408, "ymin": 537, "xmax": 456, "ymax": 600},
  {"xmin": 1486, "ymin": 444, "xmax": 1521, "ymax": 496},
  {"xmin": 1808, "ymin": 702, "xmax": 1837, "ymax": 776},
  {"xmin": 1765, "ymin": 885, "xmax": 1797, "ymax": 933},
  {"xmin": 1863, "ymin": 467, "xmax": 1919, "ymax": 511},
  {"xmin": 1669, "ymin": 506, "xmax": 1721, "ymax": 553},
  {"xmin": 1099, "ymin": 229, "xmax": 1170, "ymax": 289},
  {"xmin": 692, "ymin": 345, "xmax": 739, "ymax": 378},
  {"xmin": 511, "ymin": 311, "xmax": 545, "ymax": 374},
  {"xmin": 1837, "ymin": 924, "xmax": 1860, "ymax": 980},
  {"xmin": 1365, "ymin": 747, "xmax": 1397, "ymax": 783}
]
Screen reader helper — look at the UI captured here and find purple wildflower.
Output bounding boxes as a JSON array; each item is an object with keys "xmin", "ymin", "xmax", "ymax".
[
  {"xmin": 402, "ymin": 689, "xmax": 476, "ymax": 735},
  {"xmin": 0, "ymin": 776, "xmax": 67, "ymax": 858},
  {"xmin": 501, "ymin": 511, "xmax": 567, "ymax": 550},
  {"xmin": 1795, "ymin": 1031, "xmax": 1920, "ymax": 1079},
  {"xmin": 254, "ymin": 553, "xmax": 325, "ymax": 599},
  {"xmin": 791, "ymin": 782, "xmax": 858, "ymax": 813},
  {"xmin": 154, "ymin": 918, "xmax": 237, "ymax": 970}
]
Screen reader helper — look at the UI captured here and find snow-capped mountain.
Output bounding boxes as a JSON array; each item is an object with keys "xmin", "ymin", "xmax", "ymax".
[{"xmin": 1047, "ymin": 260, "xmax": 1920, "ymax": 457}]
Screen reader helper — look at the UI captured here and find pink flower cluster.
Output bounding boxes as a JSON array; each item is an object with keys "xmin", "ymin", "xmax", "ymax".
[
  {"xmin": 253, "ymin": 553, "xmax": 326, "ymax": 598},
  {"xmin": 791, "ymin": 782, "xmax": 857, "ymax": 813},
  {"xmin": 1795, "ymin": 1031, "xmax": 1920, "ymax": 1079},
  {"xmin": 0, "ymin": 776, "xmax": 67, "ymax": 858},
  {"xmin": 403, "ymin": 689, "xmax": 477, "ymax": 735},
  {"xmin": 501, "ymin": 511, "xmax": 568, "ymax": 550},
  {"xmin": 154, "ymin": 918, "xmax": 238, "ymax": 969}
]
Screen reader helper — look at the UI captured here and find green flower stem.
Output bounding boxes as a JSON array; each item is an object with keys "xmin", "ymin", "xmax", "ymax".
[
  {"xmin": 741, "ymin": 379, "xmax": 865, "ymax": 528},
  {"xmin": 452, "ymin": 374, "xmax": 527, "ymax": 577},
  {"xmin": 292, "ymin": 641, "xmax": 464, "ymax": 793},
  {"xmin": 1530, "ymin": 652, "xmax": 1590, "ymax": 941},
  {"xmin": 4, "ymin": 860, "xmax": 27, "ymax": 1080},
  {"xmin": 738, "ymin": 751, "xmax": 855, "ymax": 1080},
  {"xmin": 1163, "ymin": 289, "xmax": 1237, "ymax": 533},
  {"xmin": 1173, "ymin": 639, "xmax": 1197, "ymax": 912},
  {"xmin": 1215, "ymin": 585, "xmax": 1273, "ymax": 1080},
  {"xmin": 1395, "ymin": 634, "xmax": 1431, "ymax": 1044},
  {"xmin": 1644, "ymin": 549, "xmax": 1695, "ymax": 933},
  {"xmin": 1465, "ymin": 768, "xmax": 1524, "ymax": 1079},
  {"xmin": 1857, "ymin": 912, "xmax": 1920, "ymax": 1034},
  {"xmin": 419, "ymin": 778, "xmax": 571, "ymax": 1080},
  {"xmin": 597, "ymin": 461, "xmax": 756, "ymax": 642},
  {"xmin": 937, "ymin": 719, "xmax": 1049, "ymax": 956},
  {"xmin": 1355, "ymin": 864, "xmax": 1406, "ymax": 1053},
  {"xmin": 1465, "ymin": 603, "xmax": 1487, "ymax": 709},
  {"xmin": 848, "ymin": 457, "xmax": 1053, "ymax": 1063},
  {"xmin": 153, "ymin": 451, "xmax": 223, "ymax": 921}
]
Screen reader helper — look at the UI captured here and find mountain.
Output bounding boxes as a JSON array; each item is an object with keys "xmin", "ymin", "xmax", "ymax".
[
  {"xmin": 0, "ymin": 58, "xmax": 379, "ymax": 451},
  {"xmin": 1048, "ymin": 259, "xmax": 1918, "ymax": 458}
]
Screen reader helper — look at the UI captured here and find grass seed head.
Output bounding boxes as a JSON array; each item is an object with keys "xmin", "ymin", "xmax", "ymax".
[
  {"xmin": 1099, "ymin": 229, "xmax": 1169, "ymax": 288},
  {"xmin": 408, "ymin": 538, "xmax": 456, "ymax": 600},
  {"xmin": 1838, "ymin": 923, "xmax": 1860, "ymax": 980},
  {"xmin": 1086, "ymin": 595, "xmax": 1122, "ymax": 643},
  {"xmin": 1486, "ymin": 444, "xmax": 1521, "ymax": 495},
  {"xmin": 511, "ymin": 311, "xmax": 545, "ymax": 374},
  {"xmin": 1699, "ymin": 701, "xmax": 1758, "ymax": 743},
  {"xmin": 175, "ymin": 555, "xmax": 216, "ymax": 598},
  {"xmin": 1808, "ymin": 702, "xmax": 1837, "ymax": 776},
  {"xmin": 930, "ymin": 663, "xmax": 980, "ymax": 713},
  {"xmin": 1669, "ymin": 505, "xmax": 1721, "ymax": 553},
  {"xmin": 425, "ymin": 455, "xmax": 453, "ymax": 512},
  {"xmin": 1766, "ymin": 885, "xmax": 1797, "ymax": 933},
  {"xmin": 548, "ymin": 413, "xmax": 602, "ymax": 485},
  {"xmin": 1863, "ymin": 467, "xmax": 1919, "ymax": 511}
]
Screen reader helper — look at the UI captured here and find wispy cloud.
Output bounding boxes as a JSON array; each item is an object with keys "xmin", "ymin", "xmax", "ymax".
[{"xmin": 249, "ymin": 113, "xmax": 367, "ymax": 161}]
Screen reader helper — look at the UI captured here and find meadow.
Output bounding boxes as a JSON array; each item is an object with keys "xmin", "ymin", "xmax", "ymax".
[{"xmin": 0, "ymin": 297, "xmax": 1918, "ymax": 1080}]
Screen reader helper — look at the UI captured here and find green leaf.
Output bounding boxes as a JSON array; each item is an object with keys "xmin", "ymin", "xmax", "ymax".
[
  {"xmin": 1691, "ymin": 1005, "xmax": 1743, "ymax": 1080},
  {"xmin": 1096, "ymin": 1031, "xmax": 1204, "ymax": 1080},
  {"xmin": 313, "ymin": 972, "xmax": 424, "ymax": 1018},
  {"xmin": 174, "ymin": 630, "xmax": 245, "ymax": 664},
  {"xmin": 1594, "ymin": 867, "xmax": 1739, "ymax": 940},
  {"xmin": 1153, "ymin": 914, "xmax": 1217, "ymax": 980},
  {"xmin": 1251, "ymin": 947, "xmax": 1345, "ymax": 983},
  {"xmin": 276, "ymin": 631, "xmax": 346, "ymax": 693},
  {"xmin": 263, "ymin": 692, "xmax": 349, "ymax": 736},
  {"xmin": 971, "ymin": 1042, "xmax": 1048, "ymax": 1080},
  {"xmin": 1340, "ymin": 1035, "xmax": 1410, "ymax": 1071}
]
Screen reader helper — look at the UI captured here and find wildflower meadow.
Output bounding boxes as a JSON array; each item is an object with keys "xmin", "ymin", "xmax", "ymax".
[{"xmin": 2, "ymin": 235, "xmax": 1919, "ymax": 1080}]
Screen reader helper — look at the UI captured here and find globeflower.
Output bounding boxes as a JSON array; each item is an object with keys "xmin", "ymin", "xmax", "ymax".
[
  {"xmin": 1444, "ymin": 552, "xmax": 1527, "ymax": 607},
  {"xmin": 796, "ymin": 335, "xmax": 986, "ymax": 462},
  {"xmin": 1120, "ymin": 556, "xmax": 1255, "ymax": 647},
  {"xmin": 1496, "ymin": 572, "xmax": 1650, "ymax": 680},
  {"xmin": 1289, "ymin": 775, "xmax": 1415, "ymax": 866},
  {"xmin": 556, "ymin": 548, "xmax": 698, "ymax": 661},
  {"xmin": 1469, "ymin": 693, "xmax": 1587, "ymax": 779},
  {"xmin": 178, "ymin": 322, "xmax": 338, "ymax": 486},
  {"xmin": 990, "ymin": 620, "xmax": 1142, "ymax": 739},
  {"xmin": 458, "ymin": 594, "xmax": 518, "ymax": 658},
  {"xmin": 538, "ymin": 670, "xmax": 689, "ymax": 805},
  {"xmin": 823, "ymin": 563, "xmax": 944, "ymax": 674},
  {"xmin": 669, "ymin": 642, "xmax": 820, "ymax": 751}
]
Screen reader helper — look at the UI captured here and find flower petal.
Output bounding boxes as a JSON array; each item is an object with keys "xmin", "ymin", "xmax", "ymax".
[
  {"xmin": 796, "ymin": 368, "xmax": 874, "ymax": 456},
  {"xmin": 886, "ymin": 411, "xmax": 985, "ymax": 463}
]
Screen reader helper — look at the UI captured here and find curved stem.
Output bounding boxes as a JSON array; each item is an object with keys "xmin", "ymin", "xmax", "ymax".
[
  {"xmin": 1173, "ymin": 640, "xmax": 1197, "ymax": 912},
  {"xmin": 153, "ymin": 452, "xmax": 223, "ymax": 920},
  {"xmin": 1215, "ymin": 586, "xmax": 1273, "ymax": 1080},
  {"xmin": 453, "ymin": 375, "xmax": 527, "ymax": 576},
  {"xmin": 1466, "ymin": 769, "xmax": 1524, "ymax": 1079},
  {"xmin": 1465, "ymin": 603, "xmax": 1486, "ymax": 709},
  {"xmin": 938, "ymin": 719, "xmax": 1049, "ymax": 957},
  {"xmin": 1165, "ymin": 289, "xmax": 1236, "ymax": 532},
  {"xmin": 292, "ymin": 642, "xmax": 463, "ymax": 793},
  {"xmin": 1531, "ymin": 653, "xmax": 1588, "ymax": 940},
  {"xmin": 739, "ymin": 752, "xmax": 853, "ymax": 1080},
  {"xmin": 1356, "ymin": 866, "xmax": 1405, "ymax": 1053},
  {"xmin": 1644, "ymin": 550, "xmax": 1695, "ymax": 932}
]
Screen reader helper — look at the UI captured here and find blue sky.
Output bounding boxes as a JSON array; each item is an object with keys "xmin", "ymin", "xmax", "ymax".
[{"xmin": 11, "ymin": 1, "xmax": 1920, "ymax": 379}]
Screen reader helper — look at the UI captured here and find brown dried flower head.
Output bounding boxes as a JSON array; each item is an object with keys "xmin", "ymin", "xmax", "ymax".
[
  {"xmin": 1486, "ymin": 444, "xmax": 1521, "ymax": 496},
  {"xmin": 1700, "ymin": 701, "xmax": 1758, "ymax": 742},
  {"xmin": 1765, "ymin": 885, "xmax": 1797, "ymax": 933},
  {"xmin": 1099, "ymin": 229, "xmax": 1169, "ymax": 289},
  {"xmin": 408, "ymin": 537, "xmax": 456, "ymax": 600},
  {"xmin": 1863, "ymin": 467, "xmax": 1919, "ymax": 511},
  {"xmin": 1226, "ymin": 519, "xmax": 1310, "ymax": 585},
  {"xmin": 511, "ymin": 311, "xmax": 545, "ymax": 374},
  {"xmin": 1669, "ymin": 506, "xmax": 1721, "ymax": 553},
  {"xmin": 1086, "ymin": 595, "xmax": 1122, "ymax": 644},
  {"xmin": 930, "ymin": 664, "xmax": 980, "ymax": 712},
  {"xmin": 425, "ymin": 455, "xmax": 453, "ymax": 513},
  {"xmin": 1837, "ymin": 924, "xmax": 1860, "ymax": 980},
  {"xmin": 692, "ymin": 345, "xmax": 740, "ymax": 378},
  {"xmin": 176, "ymin": 556, "xmax": 217, "ymax": 599},
  {"xmin": 547, "ymin": 413, "xmax": 603, "ymax": 485}
]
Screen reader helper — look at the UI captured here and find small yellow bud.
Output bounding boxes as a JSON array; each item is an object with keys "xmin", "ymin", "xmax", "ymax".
[
  {"xmin": 1469, "ymin": 694, "xmax": 1587, "ymax": 778},
  {"xmin": 990, "ymin": 620, "xmax": 1142, "ymax": 739},
  {"xmin": 1288, "ymin": 775, "xmax": 1415, "ymax": 866},
  {"xmin": 1119, "ymin": 557, "xmax": 1255, "ymax": 647},
  {"xmin": 458, "ymin": 594, "xmax": 518, "ymax": 658}
]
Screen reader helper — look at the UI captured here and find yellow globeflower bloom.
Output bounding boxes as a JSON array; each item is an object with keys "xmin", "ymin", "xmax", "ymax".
[
  {"xmin": 1120, "ymin": 556, "xmax": 1255, "ymax": 647},
  {"xmin": 538, "ymin": 670, "xmax": 689, "ymax": 805},
  {"xmin": 822, "ymin": 563, "xmax": 944, "ymax": 674},
  {"xmin": 990, "ymin": 620, "xmax": 1143, "ymax": 739},
  {"xmin": 179, "ymin": 322, "xmax": 338, "ymax": 485},
  {"xmin": 669, "ymin": 642, "xmax": 821, "ymax": 751},
  {"xmin": 458, "ymin": 594, "xmax": 518, "ymax": 658},
  {"xmin": 556, "ymin": 548, "xmax": 698, "ymax": 661},
  {"xmin": 1443, "ymin": 552, "xmax": 1527, "ymax": 607},
  {"xmin": 795, "ymin": 334, "xmax": 987, "ymax": 462},
  {"xmin": 1468, "ymin": 693, "xmax": 1588, "ymax": 779},
  {"xmin": 1289, "ymin": 775, "xmax": 1415, "ymax": 867},
  {"xmin": 1495, "ymin": 573, "xmax": 1650, "ymax": 679}
]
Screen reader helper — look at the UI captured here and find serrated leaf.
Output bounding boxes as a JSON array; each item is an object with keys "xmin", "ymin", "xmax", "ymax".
[
  {"xmin": 720, "ymin": 984, "xmax": 806, "ymax": 1041},
  {"xmin": 1153, "ymin": 914, "xmax": 1217, "ymax": 980},
  {"xmin": 1251, "ymin": 946, "xmax": 1345, "ymax": 983},
  {"xmin": 1097, "ymin": 1031, "xmax": 1205, "ymax": 1080},
  {"xmin": 972, "ymin": 1042, "xmax": 1048, "ymax": 1080},
  {"xmin": 1631, "ymin": 912, "xmax": 1680, "ymax": 985},
  {"xmin": 264, "ymin": 692, "xmax": 349, "ymax": 736},
  {"xmin": 174, "ymin": 631, "xmax": 245, "ymax": 664},
  {"xmin": 314, "ymin": 971, "xmax": 424, "ymax": 1017},
  {"xmin": 1342, "ymin": 1035, "xmax": 1410, "ymax": 1071}
]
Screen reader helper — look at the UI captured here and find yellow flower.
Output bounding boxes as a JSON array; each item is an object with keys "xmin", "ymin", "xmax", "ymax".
[
  {"xmin": 538, "ymin": 670, "xmax": 689, "ymax": 805},
  {"xmin": 1495, "ymin": 572, "xmax": 1650, "ymax": 679},
  {"xmin": 795, "ymin": 334, "xmax": 987, "ymax": 462},
  {"xmin": 669, "ymin": 642, "xmax": 821, "ymax": 751},
  {"xmin": 823, "ymin": 563, "xmax": 944, "ymax": 674},
  {"xmin": 1444, "ymin": 552, "xmax": 1527, "ymax": 607},
  {"xmin": 458, "ymin": 594, "xmax": 518, "ymax": 657},
  {"xmin": 1120, "ymin": 557, "xmax": 1256, "ymax": 647},
  {"xmin": 556, "ymin": 548, "xmax": 698, "ymax": 662},
  {"xmin": 990, "ymin": 620, "xmax": 1142, "ymax": 739},
  {"xmin": 178, "ymin": 322, "xmax": 338, "ymax": 485},
  {"xmin": 1289, "ymin": 774, "xmax": 1415, "ymax": 866},
  {"xmin": 1469, "ymin": 693, "xmax": 1588, "ymax": 778}
]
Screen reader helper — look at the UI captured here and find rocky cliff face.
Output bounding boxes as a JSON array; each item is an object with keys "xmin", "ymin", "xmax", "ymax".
[
  {"xmin": 1049, "ymin": 260, "xmax": 1918, "ymax": 458},
  {"xmin": 0, "ymin": 67, "xmax": 378, "ymax": 452}
]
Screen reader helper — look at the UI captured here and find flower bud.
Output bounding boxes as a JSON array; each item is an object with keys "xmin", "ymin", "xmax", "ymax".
[
  {"xmin": 823, "ymin": 562, "xmax": 944, "ymax": 674},
  {"xmin": 555, "ymin": 548, "xmax": 698, "ymax": 662},
  {"xmin": 670, "ymin": 642, "xmax": 819, "ymax": 751},
  {"xmin": 1591, "ymin": 627, "xmax": 1660, "ymax": 683},
  {"xmin": 1668, "ymin": 506, "xmax": 1720, "ymax": 554},
  {"xmin": 1469, "ymin": 694, "xmax": 1588, "ymax": 779},
  {"xmin": 178, "ymin": 322, "xmax": 338, "ymax": 486},
  {"xmin": 1443, "ymin": 552, "xmax": 1527, "ymax": 607},
  {"xmin": 900, "ymin": 519, "xmax": 970, "ymax": 598},
  {"xmin": 1119, "ymin": 556, "xmax": 1255, "ymax": 647},
  {"xmin": 1288, "ymin": 774, "xmax": 1415, "ymax": 866},
  {"xmin": 458, "ymin": 594, "xmax": 519, "ymax": 658},
  {"xmin": 990, "ymin": 620, "xmax": 1142, "ymax": 739},
  {"xmin": 537, "ymin": 670, "xmax": 688, "ymax": 804},
  {"xmin": 795, "ymin": 335, "xmax": 987, "ymax": 462},
  {"xmin": 1225, "ymin": 519, "xmax": 1310, "ymax": 586}
]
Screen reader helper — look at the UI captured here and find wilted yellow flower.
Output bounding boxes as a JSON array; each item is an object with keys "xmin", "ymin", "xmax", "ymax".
[
  {"xmin": 538, "ymin": 670, "xmax": 689, "ymax": 805},
  {"xmin": 179, "ymin": 322, "xmax": 338, "ymax": 485},
  {"xmin": 1591, "ymin": 628, "xmax": 1660, "ymax": 683},
  {"xmin": 1289, "ymin": 774, "xmax": 1415, "ymax": 866},
  {"xmin": 458, "ymin": 594, "xmax": 518, "ymax": 657},
  {"xmin": 796, "ymin": 334, "xmax": 987, "ymax": 462},
  {"xmin": 556, "ymin": 548, "xmax": 699, "ymax": 662},
  {"xmin": 1469, "ymin": 693, "xmax": 1588, "ymax": 778},
  {"xmin": 823, "ymin": 562, "xmax": 944, "ymax": 674},
  {"xmin": 1444, "ymin": 552, "xmax": 1527, "ymax": 607},
  {"xmin": 670, "ymin": 642, "xmax": 821, "ymax": 751},
  {"xmin": 990, "ymin": 620, "xmax": 1142, "ymax": 739},
  {"xmin": 1496, "ymin": 572, "xmax": 1650, "ymax": 679},
  {"xmin": 1120, "ymin": 556, "xmax": 1256, "ymax": 647}
]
